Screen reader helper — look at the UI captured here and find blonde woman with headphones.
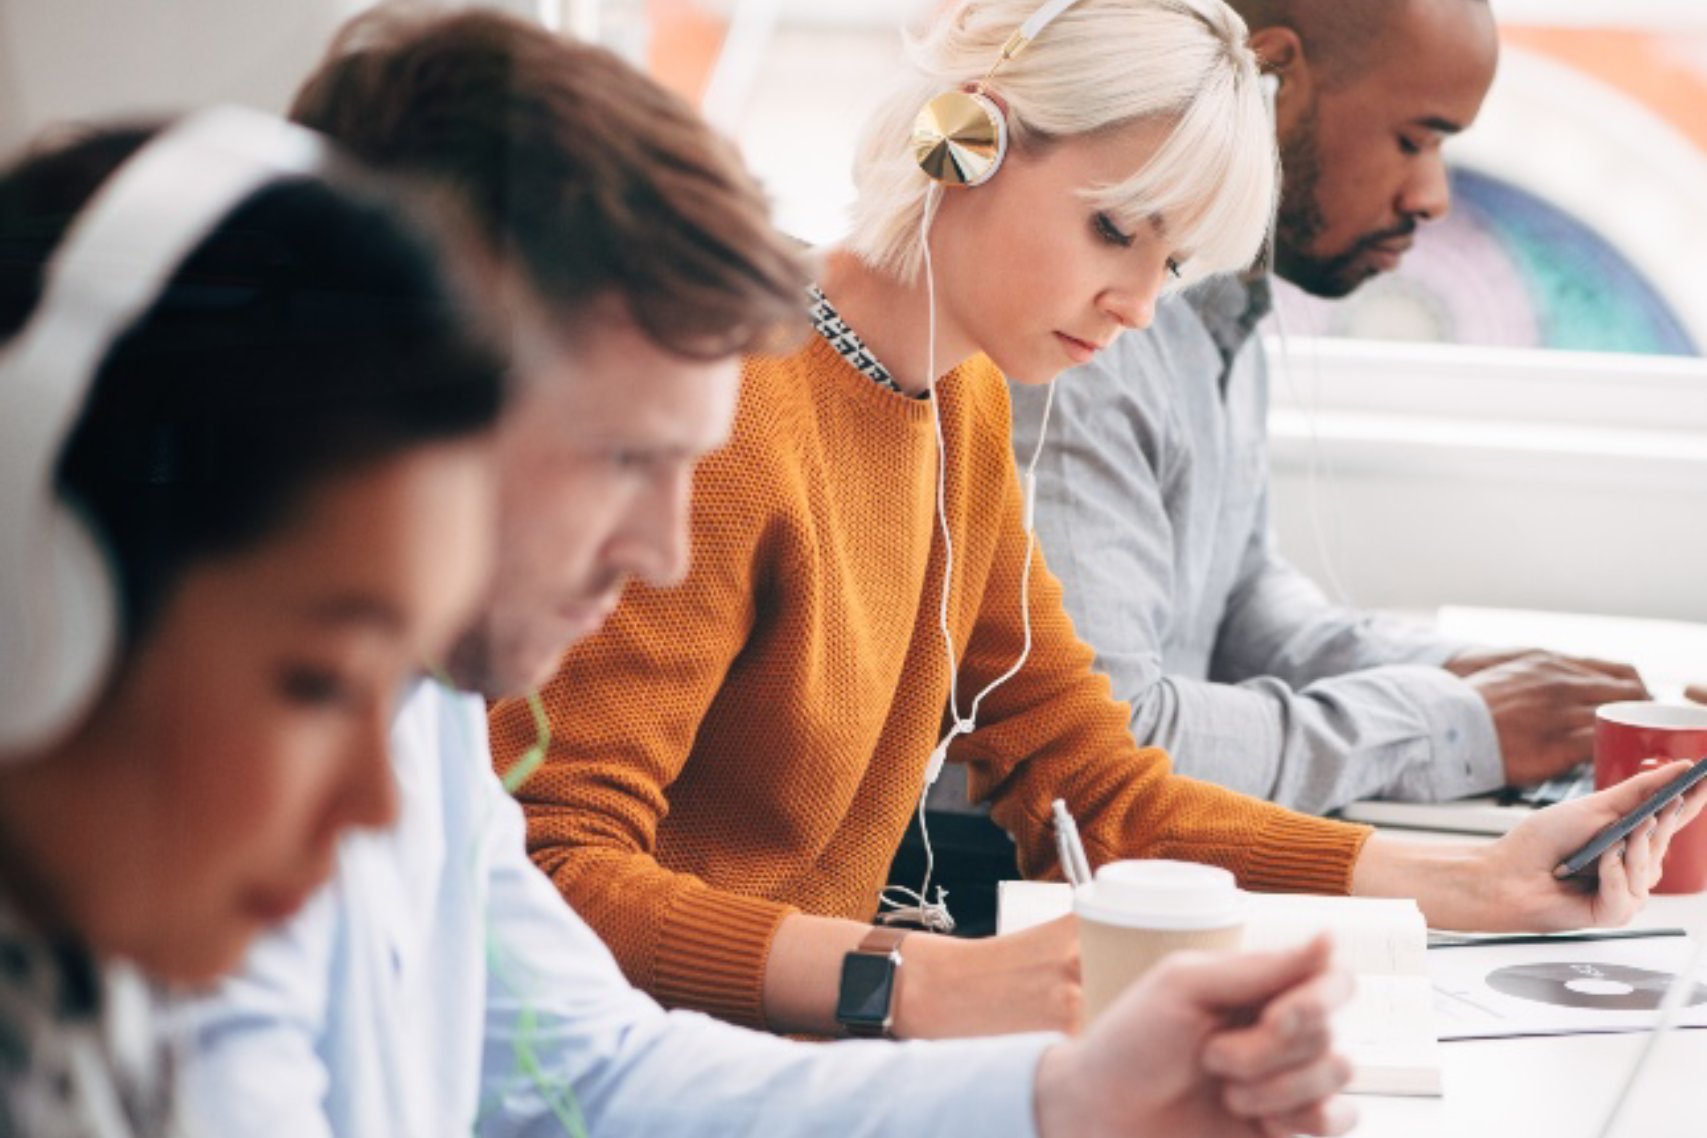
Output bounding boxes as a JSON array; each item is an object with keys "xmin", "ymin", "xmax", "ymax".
[{"xmin": 499, "ymin": 0, "xmax": 1706, "ymax": 1053}]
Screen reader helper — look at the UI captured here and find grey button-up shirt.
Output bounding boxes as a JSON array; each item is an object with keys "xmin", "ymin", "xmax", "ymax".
[{"xmin": 1007, "ymin": 275, "xmax": 1503, "ymax": 814}]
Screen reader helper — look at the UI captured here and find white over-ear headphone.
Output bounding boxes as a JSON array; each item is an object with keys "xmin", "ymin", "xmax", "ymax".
[{"xmin": 0, "ymin": 106, "xmax": 330, "ymax": 755}]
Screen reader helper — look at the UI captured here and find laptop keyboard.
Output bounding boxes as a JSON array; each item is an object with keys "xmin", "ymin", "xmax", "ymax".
[{"xmin": 1504, "ymin": 762, "xmax": 1596, "ymax": 808}]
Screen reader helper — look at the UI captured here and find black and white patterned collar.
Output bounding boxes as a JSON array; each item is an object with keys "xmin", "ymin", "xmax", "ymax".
[
  {"xmin": 0, "ymin": 898, "xmax": 173, "ymax": 1137},
  {"xmin": 806, "ymin": 285, "xmax": 925, "ymax": 400}
]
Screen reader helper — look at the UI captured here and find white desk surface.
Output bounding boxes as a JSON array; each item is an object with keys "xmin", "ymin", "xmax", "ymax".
[
  {"xmin": 1309, "ymin": 607, "xmax": 1705, "ymax": 1135},
  {"xmin": 1349, "ymin": 882, "xmax": 1703, "ymax": 1138},
  {"xmin": 1350, "ymin": 814, "xmax": 1704, "ymax": 1136}
]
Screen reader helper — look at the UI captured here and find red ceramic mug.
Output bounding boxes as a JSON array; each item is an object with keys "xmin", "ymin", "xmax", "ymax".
[{"xmin": 1595, "ymin": 701, "xmax": 1707, "ymax": 894}]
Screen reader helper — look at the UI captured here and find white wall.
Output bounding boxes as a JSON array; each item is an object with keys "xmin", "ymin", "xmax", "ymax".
[
  {"xmin": 0, "ymin": 0, "xmax": 541, "ymax": 154},
  {"xmin": 1267, "ymin": 340, "xmax": 1707, "ymax": 623}
]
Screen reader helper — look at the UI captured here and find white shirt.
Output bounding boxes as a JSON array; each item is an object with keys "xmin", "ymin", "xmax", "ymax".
[{"xmin": 178, "ymin": 680, "xmax": 1053, "ymax": 1136}]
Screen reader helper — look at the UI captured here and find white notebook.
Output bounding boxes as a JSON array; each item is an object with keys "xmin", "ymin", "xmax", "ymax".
[{"xmin": 999, "ymin": 881, "xmax": 1443, "ymax": 1097}]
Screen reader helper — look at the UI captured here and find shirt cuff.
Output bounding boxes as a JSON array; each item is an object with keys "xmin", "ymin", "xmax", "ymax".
[{"xmin": 1397, "ymin": 668, "xmax": 1503, "ymax": 800}]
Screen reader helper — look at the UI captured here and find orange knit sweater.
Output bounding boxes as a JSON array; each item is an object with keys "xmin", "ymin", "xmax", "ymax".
[{"xmin": 490, "ymin": 333, "xmax": 1372, "ymax": 1030}]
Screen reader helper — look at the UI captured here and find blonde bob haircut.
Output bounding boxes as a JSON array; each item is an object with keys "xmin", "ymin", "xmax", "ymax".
[{"xmin": 849, "ymin": 0, "xmax": 1277, "ymax": 289}]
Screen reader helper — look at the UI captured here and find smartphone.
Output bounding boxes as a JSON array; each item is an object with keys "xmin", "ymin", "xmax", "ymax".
[{"xmin": 1554, "ymin": 756, "xmax": 1707, "ymax": 880}]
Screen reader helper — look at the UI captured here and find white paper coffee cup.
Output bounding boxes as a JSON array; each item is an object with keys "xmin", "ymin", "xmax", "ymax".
[{"xmin": 1075, "ymin": 860, "xmax": 1245, "ymax": 1022}]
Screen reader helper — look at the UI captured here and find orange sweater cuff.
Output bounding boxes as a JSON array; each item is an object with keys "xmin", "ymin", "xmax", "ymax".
[
  {"xmin": 652, "ymin": 888, "xmax": 797, "ymax": 1030},
  {"xmin": 1240, "ymin": 814, "xmax": 1374, "ymax": 896}
]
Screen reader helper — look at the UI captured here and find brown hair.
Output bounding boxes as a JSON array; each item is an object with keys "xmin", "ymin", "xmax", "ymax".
[{"xmin": 291, "ymin": 6, "xmax": 807, "ymax": 359}]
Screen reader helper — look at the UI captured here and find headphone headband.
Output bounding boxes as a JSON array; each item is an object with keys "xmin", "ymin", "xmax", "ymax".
[
  {"xmin": 914, "ymin": 0, "xmax": 1091, "ymax": 188},
  {"xmin": 0, "ymin": 107, "xmax": 332, "ymax": 754},
  {"xmin": 1003, "ymin": 0, "xmax": 1086, "ymax": 67}
]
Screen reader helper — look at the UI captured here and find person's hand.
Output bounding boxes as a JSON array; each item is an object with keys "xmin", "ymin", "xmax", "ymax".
[
  {"xmin": 1382, "ymin": 761, "xmax": 1707, "ymax": 933},
  {"xmin": 1452, "ymin": 651, "xmax": 1648, "ymax": 786},
  {"xmin": 1034, "ymin": 936, "xmax": 1356, "ymax": 1138},
  {"xmin": 896, "ymin": 913, "xmax": 1081, "ymax": 1039},
  {"xmin": 1442, "ymin": 647, "xmax": 1533, "ymax": 677}
]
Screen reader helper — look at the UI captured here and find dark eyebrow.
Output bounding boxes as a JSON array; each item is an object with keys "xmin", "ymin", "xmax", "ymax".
[
  {"xmin": 304, "ymin": 595, "xmax": 406, "ymax": 636},
  {"xmin": 1415, "ymin": 116, "xmax": 1464, "ymax": 136}
]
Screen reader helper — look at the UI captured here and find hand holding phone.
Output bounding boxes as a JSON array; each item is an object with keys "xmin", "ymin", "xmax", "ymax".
[{"xmin": 1554, "ymin": 756, "xmax": 1707, "ymax": 879}]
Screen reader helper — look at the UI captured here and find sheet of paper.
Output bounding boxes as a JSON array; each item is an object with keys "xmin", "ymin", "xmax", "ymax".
[
  {"xmin": 1242, "ymin": 894, "xmax": 1428, "ymax": 976},
  {"xmin": 1339, "ymin": 976, "xmax": 1443, "ymax": 1097},
  {"xmin": 1430, "ymin": 934, "xmax": 1707, "ymax": 1041}
]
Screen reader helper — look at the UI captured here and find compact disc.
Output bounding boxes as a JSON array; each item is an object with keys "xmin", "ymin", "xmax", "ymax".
[{"xmin": 1486, "ymin": 962, "xmax": 1707, "ymax": 1011}]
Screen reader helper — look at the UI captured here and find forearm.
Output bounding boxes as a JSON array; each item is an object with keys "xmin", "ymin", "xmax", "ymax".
[
  {"xmin": 762, "ymin": 912, "xmax": 877, "ymax": 1035},
  {"xmin": 764, "ymin": 912, "xmax": 1081, "ymax": 1041},
  {"xmin": 764, "ymin": 913, "xmax": 1008, "ymax": 1039},
  {"xmin": 1349, "ymin": 832, "xmax": 1491, "ymax": 930}
]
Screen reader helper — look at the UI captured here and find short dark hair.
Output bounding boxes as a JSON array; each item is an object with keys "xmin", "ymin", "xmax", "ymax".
[
  {"xmin": 290, "ymin": 7, "xmax": 808, "ymax": 360},
  {"xmin": 0, "ymin": 124, "xmax": 507, "ymax": 645},
  {"xmin": 1230, "ymin": 0, "xmax": 1485, "ymax": 86}
]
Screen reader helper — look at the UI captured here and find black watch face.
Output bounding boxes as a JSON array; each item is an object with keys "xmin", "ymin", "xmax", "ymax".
[{"xmin": 837, "ymin": 953, "xmax": 896, "ymax": 1024}]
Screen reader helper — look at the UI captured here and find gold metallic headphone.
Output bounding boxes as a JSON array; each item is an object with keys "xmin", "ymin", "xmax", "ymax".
[{"xmin": 911, "ymin": 0, "xmax": 1089, "ymax": 188}]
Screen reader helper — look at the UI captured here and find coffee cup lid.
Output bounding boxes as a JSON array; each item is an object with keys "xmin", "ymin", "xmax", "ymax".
[{"xmin": 1073, "ymin": 860, "xmax": 1244, "ymax": 930}]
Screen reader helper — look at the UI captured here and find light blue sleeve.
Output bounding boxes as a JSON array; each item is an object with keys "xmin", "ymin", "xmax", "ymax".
[
  {"xmin": 473, "ymin": 765, "xmax": 1055, "ymax": 1138},
  {"xmin": 175, "ymin": 885, "xmax": 339, "ymax": 1138},
  {"xmin": 1016, "ymin": 327, "xmax": 1502, "ymax": 815}
]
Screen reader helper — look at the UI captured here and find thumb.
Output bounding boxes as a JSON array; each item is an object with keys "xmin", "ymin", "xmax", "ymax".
[{"xmin": 1169, "ymin": 934, "xmax": 1333, "ymax": 1013}]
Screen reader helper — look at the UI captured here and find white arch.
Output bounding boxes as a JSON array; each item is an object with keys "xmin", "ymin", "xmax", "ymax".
[{"xmin": 1450, "ymin": 44, "xmax": 1707, "ymax": 351}]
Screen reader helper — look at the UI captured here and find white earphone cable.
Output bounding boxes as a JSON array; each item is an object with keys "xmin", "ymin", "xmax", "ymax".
[
  {"xmin": 1592, "ymin": 932, "xmax": 1707, "ymax": 1138},
  {"xmin": 880, "ymin": 182, "xmax": 1057, "ymax": 933}
]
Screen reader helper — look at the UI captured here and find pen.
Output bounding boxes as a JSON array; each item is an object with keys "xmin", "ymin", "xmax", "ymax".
[
  {"xmin": 1051, "ymin": 798, "xmax": 1093, "ymax": 887},
  {"xmin": 1426, "ymin": 927, "xmax": 1689, "ymax": 950}
]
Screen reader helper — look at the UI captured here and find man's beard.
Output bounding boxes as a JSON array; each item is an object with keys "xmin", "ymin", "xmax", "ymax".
[{"xmin": 1274, "ymin": 108, "xmax": 1415, "ymax": 300}]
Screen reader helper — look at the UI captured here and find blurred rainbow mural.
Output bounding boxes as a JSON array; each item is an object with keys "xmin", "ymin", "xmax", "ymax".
[{"xmin": 1275, "ymin": 25, "xmax": 1707, "ymax": 358}]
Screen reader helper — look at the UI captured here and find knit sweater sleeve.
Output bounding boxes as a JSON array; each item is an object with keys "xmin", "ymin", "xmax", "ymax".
[
  {"xmin": 488, "ymin": 421, "xmax": 791, "ymax": 1031},
  {"xmin": 951, "ymin": 393, "xmax": 1374, "ymax": 893}
]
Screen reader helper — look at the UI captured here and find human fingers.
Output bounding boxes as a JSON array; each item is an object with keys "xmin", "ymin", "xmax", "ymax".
[
  {"xmin": 1686, "ymin": 683, "xmax": 1707, "ymax": 706},
  {"xmin": 1554, "ymin": 673, "xmax": 1653, "ymax": 707},
  {"xmin": 1163, "ymin": 934, "xmax": 1333, "ymax": 1013},
  {"xmin": 1622, "ymin": 818, "xmax": 1657, "ymax": 905},
  {"xmin": 1203, "ymin": 969, "xmax": 1352, "ymax": 1081},
  {"xmin": 1673, "ymin": 776, "xmax": 1707, "ymax": 830},
  {"xmin": 1444, "ymin": 648, "xmax": 1533, "ymax": 678},
  {"xmin": 1589, "ymin": 833, "xmax": 1636, "ymax": 925},
  {"xmin": 1649, "ymin": 797, "xmax": 1690, "ymax": 889},
  {"xmin": 1222, "ymin": 1052, "xmax": 1354, "ymax": 1120},
  {"xmin": 1562, "ymin": 656, "xmax": 1646, "ymax": 687}
]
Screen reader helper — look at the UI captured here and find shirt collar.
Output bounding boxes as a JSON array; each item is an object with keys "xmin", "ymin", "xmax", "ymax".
[{"xmin": 1183, "ymin": 273, "xmax": 1273, "ymax": 366}]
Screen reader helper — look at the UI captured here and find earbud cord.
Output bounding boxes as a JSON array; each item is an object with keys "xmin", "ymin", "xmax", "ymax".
[
  {"xmin": 427, "ymin": 674, "xmax": 588, "ymax": 1138},
  {"xmin": 879, "ymin": 184, "xmax": 1058, "ymax": 933},
  {"xmin": 1261, "ymin": 69, "xmax": 1354, "ymax": 608},
  {"xmin": 1593, "ymin": 933, "xmax": 1707, "ymax": 1138}
]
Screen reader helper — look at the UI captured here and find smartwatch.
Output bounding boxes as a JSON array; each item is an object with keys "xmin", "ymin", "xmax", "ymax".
[{"xmin": 835, "ymin": 926, "xmax": 910, "ymax": 1039}]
